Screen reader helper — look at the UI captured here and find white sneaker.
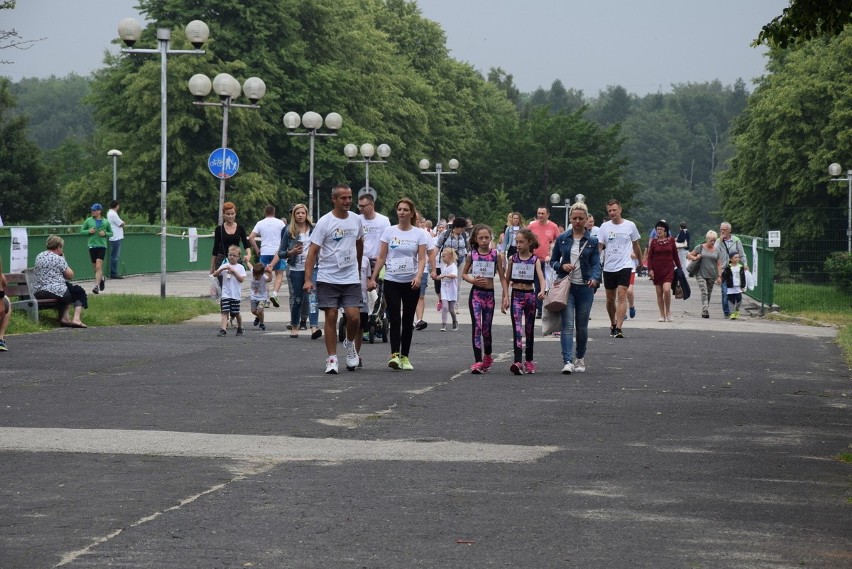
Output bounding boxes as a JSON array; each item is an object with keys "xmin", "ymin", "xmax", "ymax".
[
  {"xmin": 343, "ymin": 339, "xmax": 359, "ymax": 371},
  {"xmin": 574, "ymin": 358, "xmax": 586, "ymax": 373},
  {"xmin": 325, "ymin": 356, "xmax": 339, "ymax": 374},
  {"xmin": 561, "ymin": 362, "xmax": 574, "ymax": 375}
]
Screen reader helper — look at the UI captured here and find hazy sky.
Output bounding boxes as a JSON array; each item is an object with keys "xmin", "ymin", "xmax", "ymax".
[{"xmin": 2, "ymin": 0, "xmax": 788, "ymax": 95}]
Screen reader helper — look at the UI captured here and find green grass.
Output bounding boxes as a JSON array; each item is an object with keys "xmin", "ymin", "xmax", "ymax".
[
  {"xmin": 836, "ymin": 452, "xmax": 852, "ymax": 464},
  {"xmin": 6, "ymin": 294, "xmax": 219, "ymax": 335},
  {"xmin": 771, "ymin": 283, "xmax": 852, "ymax": 368}
]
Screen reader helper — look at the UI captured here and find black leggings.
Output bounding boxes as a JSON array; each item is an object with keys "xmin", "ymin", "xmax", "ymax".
[{"xmin": 382, "ymin": 279, "xmax": 420, "ymax": 357}]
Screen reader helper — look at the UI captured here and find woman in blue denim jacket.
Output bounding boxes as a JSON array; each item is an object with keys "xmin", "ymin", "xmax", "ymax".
[{"xmin": 550, "ymin": 202, "xmax": 601, "ymax": 374}]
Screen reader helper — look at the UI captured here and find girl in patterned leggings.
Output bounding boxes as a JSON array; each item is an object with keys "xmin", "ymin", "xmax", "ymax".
[
  {"xmin": 461, "ymin": 225, "xmax": 508, "ymax": 374},
  {"xmin": 503, "ymin": 229, "xmax": 546, "ymax": 375}
]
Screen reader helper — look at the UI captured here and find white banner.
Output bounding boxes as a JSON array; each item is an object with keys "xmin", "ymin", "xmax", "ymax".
[
  {"xmin": 188, "ymin": 227, "xmax": 198, "ymax": 263},
  {"xmin": 10, "ymin": 227, "xmax": 28, "ymax": 272}
]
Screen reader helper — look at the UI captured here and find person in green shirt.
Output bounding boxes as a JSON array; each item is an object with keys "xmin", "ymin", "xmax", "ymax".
[{"xmin": 80, "ymin": 203, "xmax": 113, "ymax": 295}]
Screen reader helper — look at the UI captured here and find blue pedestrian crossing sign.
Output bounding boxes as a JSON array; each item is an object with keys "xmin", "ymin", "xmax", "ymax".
[{"xmin": 208, "ymin": 147, "xmax": 239, "ymax": 179}]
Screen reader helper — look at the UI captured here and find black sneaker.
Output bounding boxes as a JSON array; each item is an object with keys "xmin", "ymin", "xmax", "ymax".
[
  {"xmin": 300, "ymin": 319, "xmax": 307, "ymax": 330},
  {"xmin": 236, "ymin": 327, "xmax": 244, "ymax": 336},
  {"xmin": 92, "ymin": 287, "xmax": 99, "ymax": 295},
  {"xmin": 615, "ymin": 328, "xmax": 624, "ymax": 338},
  {"xmin": 99, "ymin": 279, "xmax": 105, "ymax": 291},
  {"xmin": 415, "ymin": 320, "xmax": 428, "ymax": 331},
  {"xmin": 609, "ymin": 325, "xmax": 617, "ymax": 337},
  {"xmin": 269, "ymin": 295, "xmax": 280, "ymax": 308},
  {"xmin": 253, "ymin": 317, "xmax": 259, "ymax": 327},
  {"xmin": 217, "ymin": 329, "xmax": 226, "ymax": 337}
]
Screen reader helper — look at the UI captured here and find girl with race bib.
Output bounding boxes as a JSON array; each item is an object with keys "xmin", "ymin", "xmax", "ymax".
[
  {"xmin": 461, "ymin": 224, "xmax": 509, "ymax": 375},
  {"xmin": 368, "ymin": 198, "xmax": 428, "ymax": 371},
  {"xmin": 502, "ymin": 229, "xmax": 546, "ymax": 375}
]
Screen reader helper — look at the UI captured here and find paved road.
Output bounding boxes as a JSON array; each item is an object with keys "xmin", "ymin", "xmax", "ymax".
[{"xmin": 0, "ymin": 272, "xmax": 848, "ymax": 568}]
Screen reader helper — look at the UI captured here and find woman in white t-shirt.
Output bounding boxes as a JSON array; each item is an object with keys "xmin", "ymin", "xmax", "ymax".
[{"xmin": 368, "ymin": 198, "xmax": 428, "ymax": 371}]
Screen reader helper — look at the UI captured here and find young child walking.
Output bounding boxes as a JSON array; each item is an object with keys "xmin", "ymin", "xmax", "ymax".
[
  {"xmin": 724, "ymin": 251, "xmax": 746, "ymax": 319},
  {"xmin": 213, "ymin": 245, "xmax": 247, "ymax": 336},
  {"xmin": 502, "ymin": 229, "xmax": 546, "ymax": 375},
  {"xmin": 435, "ymin": 247, "xmax": 459, "ymax": 331},
  {"xmin": 461, "ymin": 224, "xmax": 508, "ymax": 374},
  {"xmin": 249, "ymin": 262, "xmax": 271, "ymax": 331}
]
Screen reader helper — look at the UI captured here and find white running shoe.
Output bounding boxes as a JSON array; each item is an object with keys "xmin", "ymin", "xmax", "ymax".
[
  {"xmin": 343, "ymin": 339, "xmax": 359, "ymax": 371},
  {"xmin": 561, "ymin": 361, "xmax": 574, "ymax": 375},
  {"xmin": 574, "ymin": 358, "xmax": 586, "ymax": 373},
  {"xmin": 325, "ymin": 356, "xmax": 339, "ymax": 374}
]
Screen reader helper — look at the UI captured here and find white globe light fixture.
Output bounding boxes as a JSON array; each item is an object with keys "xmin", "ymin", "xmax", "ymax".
[
  {"xmin": 419, "ymin": 157, "xmax": 459, "ymax": 221},
  {"xmin": 284, "ymin": 111, "xmax": 344, "ymax": 218},
  {"xmin": 345, "ymin": 142, "xmax": 392, "ymax": 202}
]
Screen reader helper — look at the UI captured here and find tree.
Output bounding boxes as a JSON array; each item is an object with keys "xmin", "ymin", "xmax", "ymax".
[
  {"xmin": 0, "ymin": 0, "xmax": 44, "ymax": 64},
  {"xmin": 718, "ymin": 27, "xmax": 852, "ymax": 241},
  {"xmin": 755, "ymin": 0, "xmax": 852, "ymax": 48},
  {"xmin": 0, "ymin": 79, "xmax": 55, "ymax": 223}
]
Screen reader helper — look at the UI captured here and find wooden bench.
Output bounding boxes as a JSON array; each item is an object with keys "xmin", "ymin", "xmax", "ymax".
[{"xmin": 3, "ymin": 270, "xmax": 61, "ymax": 323}]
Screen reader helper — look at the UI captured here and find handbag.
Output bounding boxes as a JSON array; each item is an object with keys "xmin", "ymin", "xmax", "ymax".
[
  {"xmin": 686, "ymin": 258, "xmax": 700, "ymax": 277},
  {"xmin": 543, "ymin": 276, "xmax": 570, "ymax": 312},
  {"xmin": 541, "ymin": 305, "xmax": 562, "ymax": 335}
]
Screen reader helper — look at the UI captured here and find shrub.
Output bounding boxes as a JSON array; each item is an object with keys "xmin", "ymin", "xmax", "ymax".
[{"xmin": 824, "ymin": 252, "xmax": 852, "ymax": 294}]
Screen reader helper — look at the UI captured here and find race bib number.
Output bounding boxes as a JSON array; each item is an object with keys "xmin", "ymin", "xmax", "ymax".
[
  {"xmin": 471, "ymin": 260, "xmax": 495, "ymax": 278},
  {"xmin": 511, "ymin": 262, "xmax": 534, "ymax": 281},
  {"xmin": 335, "ymin": 249, "xmax": 355, "ymax": 269},
  {"xmin": 387, "ymin": 256, "xmax": 413, "ymax": 275}
]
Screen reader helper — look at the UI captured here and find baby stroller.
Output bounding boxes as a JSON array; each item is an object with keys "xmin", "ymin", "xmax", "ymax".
[{"xmin": 338, "ymin": 266, "xmax": 388, "ymax": 344}]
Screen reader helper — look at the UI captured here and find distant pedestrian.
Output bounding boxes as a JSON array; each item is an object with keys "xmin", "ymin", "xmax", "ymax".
[
  {"xmin": 80, "ymin": 203, "xmax": 112, "ymax": 295},
  {"xmin": 210, "ymin": 201, "xmax": 252, "ymax": 286},
  {"xmin": 675, "ymin": 221, "xmax": 690, "ymax": 270},
  {"xmin": 435, "ymin": 248, "xmax": 459, "ymax": 331},
  {"xmin": 461, "ymin": 224, "xmax": 508, "ymax": 374},
  {"xmin": 527, "ymin": 206, "xmax": 560, "ymax": 318},
  {"xmin": 248, "ymin": 205, "xmax": 286, "ymax": 307},
  {"xmin": 304, "ymin": 184, "xmax": 364, "ymax": 374},
  {"xmin": 368, "ymin": 198, "xmax": 428, "ymax": 371},
  {"xmin": 646, "ymin": 220, "xmax": 681, "ymax": 322},
  {"xmin": 249, "ymin": 262, "xmax": 271, "ymax": 331},
  {"xmin": 551, "ymin": 203, "xmax": 601, "ymax": 374},
  {"xmin": 0, "ymin": 257, "xmax": 10, "ymax": 351},
  {"xmin": 717, "ymin": 222, "xmax": 748, "ymax": 319},
  {"xmin": 107, "ymin": 200, "xmax": 125, "ymax": 279},
  {"xmin": 503, "ymin": 228, "xmax": 546, "ymax": 375},
  {"xmin": 213, "ymin": 245, "xmax": 246, "ymax": 337},
  {"xmin": 686, "ymin": 230, "xmax": 720, "ymax": 318},
  {"xmin": 723, "ymin": 251, "xmax": 747, "ymax": 319},
  {"xmin": 598, "ymin": 199, "xmax": 642, "ymax": 338}
]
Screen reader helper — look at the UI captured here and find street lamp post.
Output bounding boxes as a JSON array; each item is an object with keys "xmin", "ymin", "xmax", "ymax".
[
  {"xmin": 828, "ymin": 162, "xmax": 852, "ymax": 253},
  {"xmin": 189, "ymin": 73, "xmax": 267, "ymax": 225},
  {"xmin": 283, "ymin": 112, "xmax": 342, "ymax": 220},
  {"xmin": 418, "ymin": 158, "xmax": 459, "ymax": 222},
  {"xmin": 549, "ymin": 192, "xmax": 585, "ymax": 229},
  {"xmin": 344, "ymin": 143, "xmax": 391, "ymax": 198},
  {"xmin": 118, "ymin": 18, "xmax": 209, "ymax": 298},
  {"xmin": 107, "ymin": 149, "xmax": 122, "ymax": 201}
]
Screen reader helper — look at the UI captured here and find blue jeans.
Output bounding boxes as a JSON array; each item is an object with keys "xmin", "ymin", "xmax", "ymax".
[
  {"xmin": 720, "ymin": 281, "xmax": 730, "ymax": 317},
  {"xmin": 560, "ymin": 283, "xmax": 595, "ymax": 363},
  {"xmin": 288, "ymin": 270, "xmax": 318, "ymax": 328},
  {"xmin": 109, "ymin": 239, "xmax": 122, "ymax": 276}
]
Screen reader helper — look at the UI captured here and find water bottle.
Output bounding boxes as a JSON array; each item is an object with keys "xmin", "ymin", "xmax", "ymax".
[{"xmin": 309, "ymin": 291, "xmax": 318, "ymax": 315}]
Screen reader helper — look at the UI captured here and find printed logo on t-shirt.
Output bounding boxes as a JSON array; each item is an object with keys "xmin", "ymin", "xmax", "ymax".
[{"xmin": 332, "ymin": 227, "xmax": 358, "ymax": 241}]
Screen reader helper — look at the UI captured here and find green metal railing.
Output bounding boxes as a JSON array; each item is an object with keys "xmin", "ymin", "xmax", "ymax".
[{"xmin": 0, "ymin": 225, "xmax": 220, "ymax": 280}]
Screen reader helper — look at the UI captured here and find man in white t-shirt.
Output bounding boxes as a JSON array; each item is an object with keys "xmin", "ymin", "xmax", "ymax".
[
  {"xmin": 305, "ymin": 184, "xmax": 364, "ymax": 374},
  {"xmin": 107, "ymin": 200, "xmax": 126, "ymax": 279},
  {"xmin": 598, "ymin": 199, "xmax": 642, "ymax": 338},
  {"xmin": 248, "ymin": 205, "xmax": 286, "ymax": 306},
  {"xmin": 357, "ymin": 191, "xmax": 391, "ymax": 344}
]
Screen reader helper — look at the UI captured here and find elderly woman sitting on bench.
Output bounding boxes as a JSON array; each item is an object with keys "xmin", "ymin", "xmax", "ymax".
[{"xmin": 32, "ymin": 235, "xmax": 88, "ymax": 328}]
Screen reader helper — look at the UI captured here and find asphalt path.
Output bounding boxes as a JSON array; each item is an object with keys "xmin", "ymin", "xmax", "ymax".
[{"xmin": 0, "ymin": 272, "xmax": 849, "ymax": 568}]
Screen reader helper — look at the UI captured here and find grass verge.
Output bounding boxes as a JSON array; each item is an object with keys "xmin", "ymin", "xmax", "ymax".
[{"xmin": 5, "ymin": 294, "xmax": 219, "ymax": 334}]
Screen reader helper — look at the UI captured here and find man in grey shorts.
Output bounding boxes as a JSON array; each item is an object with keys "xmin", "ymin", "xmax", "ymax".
[{"xmin": 304, "ymin": 184, "xmax": 364, "ymax": 374}]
